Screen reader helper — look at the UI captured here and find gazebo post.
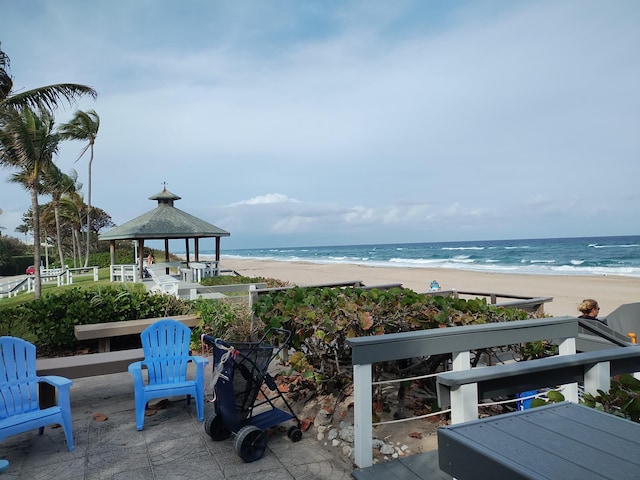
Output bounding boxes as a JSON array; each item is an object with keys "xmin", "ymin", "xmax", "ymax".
[
  {"xmin": 184, "ymin": 238, "xmax": 190, "ymax": 266},
  {"xmin": 194, "ymin": 238, "xmax": 199, "ymax": 261},
  {"xmin": 215, "ymin": 237, "xmax": 221, "ymax": 276},
  {"xmin": 109, "ymin": 241, "xmax": 116, "ymax": 266},
  {"xmin": 139, "ymin": 239, "xmax": 145, "ymax": 279}
]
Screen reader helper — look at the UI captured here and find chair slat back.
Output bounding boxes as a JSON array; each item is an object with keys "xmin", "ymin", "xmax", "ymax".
[
  {"xmin": 141, "ymin": 320, "xmax": 192, "ymax": 385},
  {"xmin": 0, "ymin": 337, "xmax": 40, "ymax": 419}
]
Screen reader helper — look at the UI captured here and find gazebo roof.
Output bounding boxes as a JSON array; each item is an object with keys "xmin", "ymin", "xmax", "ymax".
[{"xmin": 99, "ymin": 188, "xmax": 230, "ymax": 241}]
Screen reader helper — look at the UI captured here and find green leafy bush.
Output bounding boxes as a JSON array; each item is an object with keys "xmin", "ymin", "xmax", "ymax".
[
  {"xmin": 200, "ymin": 275, "xmax": 288, "ymax": 288},
  {"xmin": 0, "ymin": 285, "xmax": 191, "ymax": 355},
  {"xmin": 253, "ymin": 286, "xmax": 535, "ymax": 391},
  {"xmin": 583, "ymin": 373, "xmax": 640, "ymax": 422},
  {"xmin": 190, "ymin": 299, "xmax": 254, "ymax": 350}
]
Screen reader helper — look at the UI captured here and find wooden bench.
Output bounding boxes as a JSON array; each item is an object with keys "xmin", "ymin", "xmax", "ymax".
[
  {"xmin": 36, "ymin": 314, "xmax": 200, "ymax": 407},
  {"xmin": 37, "ymin": 348, "xmax": 145, "ymax": 379},
  {"xmin": 74, "ymin": 314, "xmax": 199, "ymax": 352}
]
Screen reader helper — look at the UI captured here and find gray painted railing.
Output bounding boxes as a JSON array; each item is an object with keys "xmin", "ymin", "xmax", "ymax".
[
  {"xmin": 436, "ymin": 345, "xmax": 640, "ymax": 424},
  {"xmin": 346, "ymin": 317, "xmax": 581, "ymax": 468}
]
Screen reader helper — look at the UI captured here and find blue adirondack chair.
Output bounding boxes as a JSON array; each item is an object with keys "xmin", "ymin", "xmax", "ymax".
[
  {"xmin": 128, "ymin": 319, "xmax": 208, "ymax": 430},
  {"xmin": 0, "ymin": 336, "xmax": 74, "ymax": 451}
]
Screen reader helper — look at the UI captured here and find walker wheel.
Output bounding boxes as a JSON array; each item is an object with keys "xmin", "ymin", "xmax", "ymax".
[
  {"xmin": 287, "ymin": 425, "xmax": 303, "ymax": 442},
  {"xmin": 287, "ymin": 425, "xmax": 302, "ymax": 442},
  {"xmin": 204, "ymin": 409, "xmax": 231, "ymax": 441},
  {"xmin": 234, "ymin": 425, "xmax": 267, "ymax": 463}
]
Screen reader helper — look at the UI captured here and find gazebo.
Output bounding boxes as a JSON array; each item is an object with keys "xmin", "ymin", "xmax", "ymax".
[{"xmin": 99, "ymin": 188, "xmax": 230, "ymax": 279}]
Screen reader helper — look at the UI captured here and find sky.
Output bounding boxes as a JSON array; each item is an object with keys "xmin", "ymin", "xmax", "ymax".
[{"xmin": 1, "ymin": 0, "xmax": 639, "ymax": 250}]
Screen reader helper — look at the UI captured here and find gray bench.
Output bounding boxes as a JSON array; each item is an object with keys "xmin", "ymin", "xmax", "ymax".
[
  {"xmin": 37, "ymin": 348, "xmax": 144, "ymax": 379},
  {"xmin": 37, "ymin": 314, "xmax": 200, "ymax": 406},
  {"xmin": 74, "ymin": 314, "xmax": 199, "ymax": 352}
]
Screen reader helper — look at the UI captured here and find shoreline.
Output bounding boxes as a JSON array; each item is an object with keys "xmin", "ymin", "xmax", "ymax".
[{"xmin": 219, "ymin": 257, "xmax": 640, "ymax": 318}]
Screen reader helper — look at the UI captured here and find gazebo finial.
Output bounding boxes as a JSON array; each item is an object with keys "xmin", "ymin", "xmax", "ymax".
[{"xmin": 162, "ymin": 181, "xmax": 168, "ymax": 191}]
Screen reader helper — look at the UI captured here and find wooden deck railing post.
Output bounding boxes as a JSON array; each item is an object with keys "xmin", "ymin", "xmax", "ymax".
[
  {"xmin": 585, "ymin": 360, "xmax": 611, "ymax": 395},
  {"xmin": 558, "ymin": 336, "xmax": 579, "ymax": 402},
  {"xmin": 450, "ymin": 350, "xmax": 476, "ymax": 425},
  {"xmin": 353, "ymin": 362, "xmax": 373, "ymax": 468}
]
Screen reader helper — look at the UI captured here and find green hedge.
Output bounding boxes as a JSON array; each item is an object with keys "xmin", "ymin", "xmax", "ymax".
[{"xmin": 0, "ymin": 285, "xmax": 192, "ymax": 355}]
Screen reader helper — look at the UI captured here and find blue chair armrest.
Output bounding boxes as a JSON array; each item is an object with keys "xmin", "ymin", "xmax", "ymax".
[
  {"xmin": 190, "ymin": 355, "xmax": 208, "ymax": 377},
  {"xmin": 38, "ymin": 375, "xmax": 73, "ymax": 406},
  {"xmin": 190, "ymin": 356, "xmax": 209, "ymax": 366},
  {"xmin": 39, "ymin": 375, "xmax": 72, "ymax": 389},
  {"xmin": 128, "ymin": 361, "xmax": 145, "ymax": 385}
]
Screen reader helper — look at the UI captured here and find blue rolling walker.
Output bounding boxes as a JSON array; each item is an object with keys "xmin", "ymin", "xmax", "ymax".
[{"xmin": 202, "ymin": 329, "xmax": 302, "ymax": 462}]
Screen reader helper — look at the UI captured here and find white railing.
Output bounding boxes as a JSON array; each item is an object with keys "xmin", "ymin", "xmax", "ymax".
[
  {"xmin": 66, "ymin": 266, "xmax": 99, "ymax": 284},
  {"xmin": 0, "ymin": 278, "xmax": 28, "ymax": 298},
  {"xmin": 181, "ymin": 261, "xmax": 220, "ymax": 282},
  {"xmin": 110, "ymin": 264, "xmax": 139, "ymax": 282},
  {"xmin": 147, "ymin": 264, "xmax": 179, "ymax": 297}
]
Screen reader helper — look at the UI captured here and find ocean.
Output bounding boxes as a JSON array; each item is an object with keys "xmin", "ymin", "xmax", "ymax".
[{"xmin": 186, "ymin": 235, "xmax": 640, "ymax": 278}]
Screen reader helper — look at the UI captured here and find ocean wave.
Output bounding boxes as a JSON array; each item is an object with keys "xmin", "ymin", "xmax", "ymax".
[
  {"xmin": 184, "ymin": 235, "xmax": 640, "ymax": 278},
  {"xmin": 589, "ymin": 243, "xmax": 640, "ymax": 249},
  {"xmin": 216, "ymin": 253, "xmax": 640, "ymax": 277}
]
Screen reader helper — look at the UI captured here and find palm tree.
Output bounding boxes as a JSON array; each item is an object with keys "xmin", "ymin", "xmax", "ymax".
[
  {"xmin": 58, "ymin": 110, "xmax": 99, "ymax": 267},
  {"xmin": 0, "ymin": 108, "xmax": 59, "ymax": 298},
  {"xmin": 41, "ymin": 166, "xmax": 79, "ymax": 270},
  {"xmin": 14, "ymin": 223, "xmax": 29, "ymax": 242},
  {"xmin": 58, "ymin": 190, "xmax": 85, "ymax": 267},
  {"xmin": 0, "ymin": 43, "xmax": 96, "ymax": 114}
]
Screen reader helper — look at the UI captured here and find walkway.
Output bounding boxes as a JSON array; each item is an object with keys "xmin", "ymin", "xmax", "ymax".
[{"xmin": 1, "ymin": 370, "xmax": 354, "ymax": 479}]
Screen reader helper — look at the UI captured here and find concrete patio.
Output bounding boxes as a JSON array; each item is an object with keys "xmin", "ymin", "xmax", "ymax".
[{"xmin": 0, "ymin": 370, "xmax": 354, "ymax": 479}]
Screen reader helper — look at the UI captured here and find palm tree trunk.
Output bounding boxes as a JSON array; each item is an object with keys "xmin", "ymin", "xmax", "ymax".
[
  {"xmin": 54, "ymin": 203, "xmax": 65, "ymax": 270},
  {"xmin": 71, "ymin": 228, "xmax": 77, "ymax": 268},
  {"xmin": 30, "ymin": 187, "xmax": 42, "ymax": 299},
  {"xmin": 74, "ymin": 227, "xmax": 81, "ymax": 267},
  {"xmin": 83, "ymin": 153, "xmax": 93, "ymax": 267}
]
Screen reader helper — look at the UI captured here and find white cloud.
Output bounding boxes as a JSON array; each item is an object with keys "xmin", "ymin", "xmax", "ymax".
[
  {"xmin": 0, "ymin": 0, "xmax": 638, "ymax": 248},
  {"xmin": 229, "ymin": 194, "xmax": 299, "ymax": 206}
]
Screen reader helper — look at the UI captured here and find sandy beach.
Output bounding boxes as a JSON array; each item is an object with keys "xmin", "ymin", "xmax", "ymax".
[{"xmin": 221, "ymin": 258, "xmax": 640, "ymax": 318}]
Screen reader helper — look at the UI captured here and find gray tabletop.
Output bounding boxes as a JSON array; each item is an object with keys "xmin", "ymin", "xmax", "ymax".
[{"xmin": 438, "ymin": 401, "xmax": 640, "ymax": 480}]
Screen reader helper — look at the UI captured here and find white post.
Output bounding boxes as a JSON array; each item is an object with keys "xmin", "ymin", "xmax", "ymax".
[
  {"xmin": 558, "ymin": 337, "xmax": 579, "ymax": 402},
  {"xmin": 450, "ymin": 350, "xmax": 477, "ymax": 424},
  {"xmin": 584, "ymin": 361, "xmax": 611, "ymax": 397},
  {"xmin": 353, "ymin": 362, "xmax": 373, "ymax": 468}
]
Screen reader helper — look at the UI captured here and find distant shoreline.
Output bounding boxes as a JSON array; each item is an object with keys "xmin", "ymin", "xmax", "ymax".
[{"xmin": 219, "ymin": 257, "xmax": 640, "ymax": 318}]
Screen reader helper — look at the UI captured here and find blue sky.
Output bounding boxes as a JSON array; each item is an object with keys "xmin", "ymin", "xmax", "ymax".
[{"xmin": 1, "ymin": 0, "xmax": 639, "ymax": 250}]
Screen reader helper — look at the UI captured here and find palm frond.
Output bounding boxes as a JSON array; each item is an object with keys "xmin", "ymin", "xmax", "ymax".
[{"xmin": 2, "ymin": 84, "xmax": 97, "ymax": 113}]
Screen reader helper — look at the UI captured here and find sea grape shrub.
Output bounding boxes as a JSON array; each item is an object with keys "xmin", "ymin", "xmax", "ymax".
[
  {"xmin": 582, "ymin": 374, "xmax": 640, "ymax": 422},
  {"xmin": 253, "ymin": 286, "xmax": 535, "ymax": 392}
]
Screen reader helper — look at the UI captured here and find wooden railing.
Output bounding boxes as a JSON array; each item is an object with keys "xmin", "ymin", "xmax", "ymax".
[
  {"xmin": 426, "ymin": 289, "xmax": 553, "ymax": 315},
  {"xmin": 436, "ymin": 345, "xmax": 640, "ymax": 423},
  {"xmin": 347, "ymin": 317, "xmax": 581, "ymax": 468}
]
